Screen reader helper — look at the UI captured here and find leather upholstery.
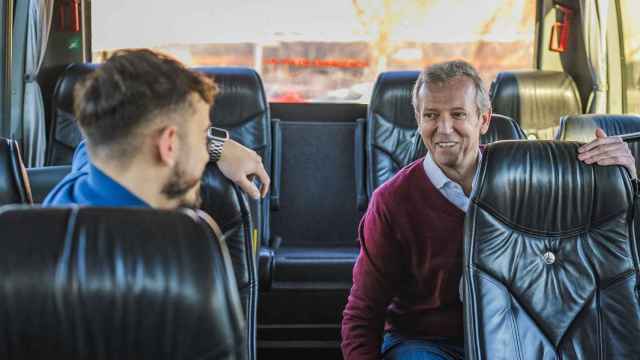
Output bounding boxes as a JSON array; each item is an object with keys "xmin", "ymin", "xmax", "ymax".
[
  {"xmin": 366, "ymin": 71, "xmax": 420, "ymax": 198},
  {"xmin": 557, "ymin": 114, "xmax": 640, "ymax": 178},
  {"xmin": 46, "ymin": 63, "xmax": 97, "ymax": 166},
  {"xmin": 200, "ymin": 162, "xmax": 257, "ymax": 360},
  {"xmin": 195, "ymin": 67, "xmax": 272, "ymax": 249},
  {"xmin": 464, "ymin": 141, "xmax": 640, "ymax": 359},
  {"xmin": 490, "ymin": 71, "xmax": 582, "ymax": 139},
  {"xmin": 0, "ymin": 138, "xmax": 33, "ymax": 205},
  {"xmin": 26, "ymin": 165, "xmax": 71, "ymax": 203},
  {"xmin": 271, "ymin": 246, "xmax": 358, "ymax": 290},
  {"xmin": 408, "ymin": 113, "xmax": 526, "ymax": 162},
  {"xmin": 0, "ymin": 206, "xmax": 245, "ymax": 359}
]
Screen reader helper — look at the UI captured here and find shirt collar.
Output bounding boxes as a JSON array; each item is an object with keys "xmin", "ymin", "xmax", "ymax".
[
  {"xmin": 87, "ymin": 163, "xmax": 150, "ymax": 208},
  {"xmin": 423, "ymin": 149, "xmax": 483, "ymax": 191}
]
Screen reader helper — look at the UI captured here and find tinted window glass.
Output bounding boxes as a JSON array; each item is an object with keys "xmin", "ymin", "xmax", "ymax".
[{"xmin": 92, "ymin": 0, "xmax": 535, "ymax": 103}]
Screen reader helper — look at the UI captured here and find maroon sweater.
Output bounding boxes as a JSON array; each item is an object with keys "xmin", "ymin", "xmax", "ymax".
[{"xmin": 341, "ymin": 158, "xmax": 465, "ymax": 359}]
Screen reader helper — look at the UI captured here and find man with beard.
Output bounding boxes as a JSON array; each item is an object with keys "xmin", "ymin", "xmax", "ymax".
[
  {"xmin": 44, "ymin": 49, "xmax": 269, "ymax": 212},
  {"xmin": 341, "ymin": 60, "xmax": 637, "ymax": 360}
]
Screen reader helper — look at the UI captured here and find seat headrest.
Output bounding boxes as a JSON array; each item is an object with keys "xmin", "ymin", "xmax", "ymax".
[
  {"xmin": 0, "ymin": 138, "xmax": 32, "ymax": 205},
  {"xmin": 0, "ymin": 206, "xmax": 244, "ymax": 359},
  {"xmin": 195, "ymin": 67, "xmax": 268, "ymax": 128},
  {"xmin": 481, "ymin": 113, "xmax": 526, "ymax": 144},
  {"xmin": 475, "ymin": 141, "xmax": 633, "ymax": 235},
  {"xmin": 369, "ymin": 71, "xmax": 420, "ymax": 129},
  {"xmin": 490, "ymin": 71, "xmax": 582, "ymax": 138},
  {"xmin": 53, "ymin": 63, "xmax": 99, "ymax": 114},
  {"xmin": 557, "ymin": 114, "xmax": 640, "ymax": 142},
  {"xmin": 48, "ymin": 64, "xmax": 98, "ymax": 165}
]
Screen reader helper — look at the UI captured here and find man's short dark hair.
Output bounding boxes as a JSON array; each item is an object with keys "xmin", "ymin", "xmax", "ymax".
[
  {"xmin": 412, "ymin": 60, "xmax": 491, "ymax": 118},
  {"xmin": 74, "ymin": 49, "xmax": 218, "ymax": 157}
]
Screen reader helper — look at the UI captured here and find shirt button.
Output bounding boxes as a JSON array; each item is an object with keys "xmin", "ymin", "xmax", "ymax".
[{"xmin": 543, "ymin": 251, "xmax": 556, "ymax": 265}]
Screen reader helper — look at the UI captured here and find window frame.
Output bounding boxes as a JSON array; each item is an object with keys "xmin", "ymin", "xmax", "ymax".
[
  {"xmin": 617, "ymin": 0, "xmax": 640, "ymax": 114},
  {"xmin": 0, "ymin": 0, "xmax": 12, "ymax": 138}
]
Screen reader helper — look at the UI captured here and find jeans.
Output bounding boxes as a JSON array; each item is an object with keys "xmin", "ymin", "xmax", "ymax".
[{"xmin": 381, "ymin": 332, "xmax": 464, "ymax": 360}]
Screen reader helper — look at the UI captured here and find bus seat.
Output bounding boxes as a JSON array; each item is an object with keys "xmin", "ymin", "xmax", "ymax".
[
  {"xmin": 408, "ymin": 113, "xmax": 526, "ymax": 162},
  {"xmin": 490, "ymin": 70, "xmax": 582, "ymax": 139},
  {"xmin": 195, "ymin": 67, "xmax": 272, "ymax": 252},
  {"xmin": 46, "ymin": 63, "xmax": 97, "ymax": 166},
  {"xmin": 365, "ymin": 71, "xmax": 420, "ymax": 200},
  {"xmin": 0, "ymin": 206, "xmax": 245, "ymax": 359},
  {"xmin": 464, "ymin": 141, "xmax": 640, "ymax": 359},
  {"xmin": 0, "ymin": 137, "xmax": 32, "ymax": 205},
  {"xmin": 26, "ymin": 165, "xmax": 72, "ymax": 203},
  {"xmin": 200, "ymin": 162, "xmax": 257, "ymax": 360},
  {"xmin": 557, "ymin": 114, "xmax": 640, "ymax": 177}
]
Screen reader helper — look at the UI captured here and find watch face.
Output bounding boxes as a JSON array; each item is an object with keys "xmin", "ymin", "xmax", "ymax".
[{"xmin": 208, "ymin": 127, "xmax": 229, "ymax": 140}]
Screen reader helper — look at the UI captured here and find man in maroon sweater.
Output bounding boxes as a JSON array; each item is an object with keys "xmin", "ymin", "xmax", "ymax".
[{"xmin": 341, "ymin": 61, "xmax": 637, "ymax": 360}]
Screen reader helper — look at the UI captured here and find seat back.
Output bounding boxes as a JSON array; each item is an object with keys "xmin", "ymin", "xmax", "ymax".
[
  {"xmin": 464, "ymin": 141, "xmax": 640, "ymax": 359},
  {"xmin": 557, "ymin": 114, "xmax": 640, "ymax": 176},
  {"xmin": 366, "ymin": 71, "xmax": 419, "ymax": 198},
  {"xmin": 195, "ymin": 67, "xmax": 271, "ymax": 248},
  {"xmin": 200, "ymin": 162, "xmax": 257, "ymax": 360},
  {"xmin": 0, "ymin": 138, "xmax": 32, "ymax": 205},
  {"xmin": 408, "ymin": 113, "xmax": 526, "ymax": 162},
  {"xmin": 0, "ymin": 206, "xmax": 245, "ymax": 359},
  {"xmin": 46, "ymin": 63, "xmax": 97, "ymax": 166},
  {"xmin": 490, "ymin": 70, "xmax": 582, "ymax": 139}
]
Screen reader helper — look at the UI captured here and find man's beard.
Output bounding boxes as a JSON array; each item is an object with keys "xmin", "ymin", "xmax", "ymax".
[{"xmin": 161, "ymin": 164, "xmax": 202, "ymax": 209}]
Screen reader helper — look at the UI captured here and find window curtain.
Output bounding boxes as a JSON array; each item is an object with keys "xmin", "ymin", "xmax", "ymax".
[
  {"xmin": 580, "ymin": 0, "xmax": 609, "ymax": 113},
  {"xmin": 21, "ymin": 0, "xmax": 54, "ymax": 167}
]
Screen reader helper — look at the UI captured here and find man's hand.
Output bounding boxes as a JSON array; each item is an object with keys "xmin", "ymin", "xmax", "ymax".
[
  {"xmin": 578, "ymin": 128, "xmax": 637, "ymax": 179},
  {"xmin": 217, "ymin": 139, "xmax": 270, "ymax": 199}
]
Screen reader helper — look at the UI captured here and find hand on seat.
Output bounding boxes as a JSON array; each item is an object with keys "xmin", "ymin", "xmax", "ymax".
[
  {"xmin": 578, "ymin": 128, "xmax": 637, "ymax": 179},
  {"xmin": 217, "ymin": 139, "xmax": 271, "ymax": 199}
]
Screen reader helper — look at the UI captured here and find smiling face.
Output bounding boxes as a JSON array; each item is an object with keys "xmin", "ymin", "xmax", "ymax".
[{"xmin": 417, "ymin": 75, "xmax": 490, "ymax": 174}]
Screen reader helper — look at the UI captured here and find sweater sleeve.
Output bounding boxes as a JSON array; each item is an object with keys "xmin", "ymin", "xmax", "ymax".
[{"xmin": 341, "ymin": 189, "xmax": 405, "ymax": 359}]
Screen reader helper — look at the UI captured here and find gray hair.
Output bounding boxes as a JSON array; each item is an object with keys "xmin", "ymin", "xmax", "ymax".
[{"xmin": 412, "ymin": 60, "xmax": 491, "ymax": 118}]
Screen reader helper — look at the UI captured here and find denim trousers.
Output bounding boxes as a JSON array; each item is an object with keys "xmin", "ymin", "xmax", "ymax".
[{"xmin": 381, "ymin": 332, "xmax": 464, "ymax": 360}]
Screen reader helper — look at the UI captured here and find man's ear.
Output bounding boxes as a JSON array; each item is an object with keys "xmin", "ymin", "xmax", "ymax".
[
  {"xmin": 156, "ymin": 125, "xmax": 179, "ymax": 167},
  {"xmin": 479, "ymin": 110, "xmax": 492, "ymax": 135}
]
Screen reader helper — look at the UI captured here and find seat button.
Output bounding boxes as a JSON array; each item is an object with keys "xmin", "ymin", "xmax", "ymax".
[{"xmin": 543, "ymin": 251, "xmax": 556, "ymax": 265}]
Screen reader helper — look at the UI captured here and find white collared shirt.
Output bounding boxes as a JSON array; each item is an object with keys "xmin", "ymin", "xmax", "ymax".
[{"xmin": 422, "ymin": 150, "xmax": 482, "ymax": 212}]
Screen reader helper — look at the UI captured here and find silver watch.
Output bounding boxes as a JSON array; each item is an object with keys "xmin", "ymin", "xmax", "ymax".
[{"xmin": 207, "ymin": 126, "xmax": 229, "ymax": 162}]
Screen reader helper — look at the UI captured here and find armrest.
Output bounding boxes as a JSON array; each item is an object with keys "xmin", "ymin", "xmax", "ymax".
[
  {"xmin": 270, "ymin": 118, "xmax": 282, "ymax": 210},
  {"xmin": 354, "ymin": 118, "xmax": 368, "ymax": 211}
]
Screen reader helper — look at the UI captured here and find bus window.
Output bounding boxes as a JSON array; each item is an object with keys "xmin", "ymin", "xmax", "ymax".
[
  {"xmin": 620, "ymin": 0, "xmax": 640, "ymax": 114},
  {"xmin": 91, "ymin": 0, "xmax": 535, "ymax": 103}
]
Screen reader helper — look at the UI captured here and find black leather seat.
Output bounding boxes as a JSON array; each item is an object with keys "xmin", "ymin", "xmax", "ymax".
[
  {"xmin": 464, "ymin": 141, "xmax": 640, "ymax": 359},
  {"xmin": 26, "ymin": 165, "xmax": 72, "ymax": 203},
  {"xmin": 195, "ymin": 67, "xmax": 272, "ymax": 251},
  {"xmin": 0, "ymin": 138, "xmax": 32, "ymax": 205},
  {"xmin": 46, "ymin": 63, "xmax": 97, "ymax": 166},
  {"xmin": 557, "ymin": 114, "xmax": 640, "ymax": 177},
  {"xmin": 200, "ymin": 162, "xmax": 257, "ymax": 360},
  {"xmin": 408, "ymin": 113, "xmax": 526, "ymax": 162},
  {"xmin": 490, "ymin": 70, "xmax": 582, "ymax": 139},
  {"xmin": 0, "ymin": 206, "xmax": 245, "ymax": 359},
  {"xmin": 365, "ymin": 71, "xmax": 420, "ymax": 200}
]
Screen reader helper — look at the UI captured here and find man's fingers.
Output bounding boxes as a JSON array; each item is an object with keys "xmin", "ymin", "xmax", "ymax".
[
  {"xmin": 578, "ymin": 141, "xmax": 627, "ymax": 160},
  {"xmin": 254, "ymin": 165, "xmax": 271, "ymax": 198},
  {"xmin": 578, "ymin": 135, "xmax": 622, "ymax": 153},
  {"xmin": 595, "ymin": 127, "xmax": 607, "ymax": 139},
  {"xmin": 236, "ymin": 176, "xmax": 261, "ymax": 200},
  {"xmin": 582, "ymin": 148, "xmax": 631, "ymax": 164}
]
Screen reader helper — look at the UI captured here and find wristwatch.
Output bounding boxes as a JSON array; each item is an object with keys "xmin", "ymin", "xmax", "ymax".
[{"xmin": 207, "ymin": 126, "xmax": 229, "ymax": 162}]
